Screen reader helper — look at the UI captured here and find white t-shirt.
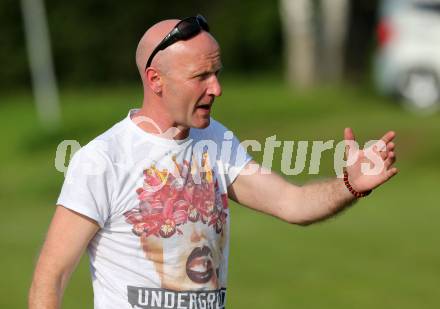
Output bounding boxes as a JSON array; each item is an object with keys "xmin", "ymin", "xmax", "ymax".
[{"xmin": 57, "ymin": 110, "xmax": 252, "ymax": 309}]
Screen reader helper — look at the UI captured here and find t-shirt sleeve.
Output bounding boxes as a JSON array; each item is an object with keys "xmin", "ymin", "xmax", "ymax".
[
  {"xmin": 57, "ymin": 143, "xmax": 114, "ymax": 228},
  {"xmin": 223, "ymin": 133, "xmax": 253, "ymax": 186},
  {"xmin": 210, "ymin": 121, "xmax": 253, "ymax": 187}
]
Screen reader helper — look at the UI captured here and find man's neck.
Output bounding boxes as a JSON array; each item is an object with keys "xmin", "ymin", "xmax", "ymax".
[{"xmin": 131, "ymin": 107, "xmax": 190, "ymax": 140}]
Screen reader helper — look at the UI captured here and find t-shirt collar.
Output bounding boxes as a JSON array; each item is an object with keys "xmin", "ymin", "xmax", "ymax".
[{"xmin": 126, "ymin": 109, "xmax": 192, "ymax": 147}]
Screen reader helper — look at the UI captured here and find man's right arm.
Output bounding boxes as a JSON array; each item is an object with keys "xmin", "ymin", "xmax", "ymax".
[{"xmin": 29, "ymin": 205, "xmax": 100, "ymax": 309}]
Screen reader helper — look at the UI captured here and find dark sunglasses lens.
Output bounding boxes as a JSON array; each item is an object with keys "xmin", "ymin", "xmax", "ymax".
[
  {"xmin": 196, "ymin": 15, "xmax": 209, "ymax": 32},
  {"xmin": 177, "ymin": 19, "xmax": 200, "ymax": 38}
]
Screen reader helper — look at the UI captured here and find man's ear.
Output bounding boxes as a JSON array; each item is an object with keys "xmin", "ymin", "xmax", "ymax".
[{"xmin": 144, "ymin": 68, "xmax": 163, "ymax": 94}]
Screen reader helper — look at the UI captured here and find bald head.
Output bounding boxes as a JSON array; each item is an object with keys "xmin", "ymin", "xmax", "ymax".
[
  {"xmin": 136, "ymin": 19, "xmax": 180, "ymax": 77},
  {"xmin": 134, "ymin": 18, "xmax": 223, "ymax": 132},
  {"xmin": 136, "ymin": 18, "xmax": 221, "ymax": 80}
]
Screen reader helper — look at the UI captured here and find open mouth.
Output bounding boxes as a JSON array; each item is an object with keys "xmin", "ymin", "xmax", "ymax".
[
  {"xmin": 196, "ymin": 103, "xmax": 212, "ymax": 112},
  {"xmin": 186, "ymin": 246, "xmax": 213, "ymax": 284}
]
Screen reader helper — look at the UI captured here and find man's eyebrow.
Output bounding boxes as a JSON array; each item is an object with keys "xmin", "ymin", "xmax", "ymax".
[{"xmin": 192, "ymin": 65, "xmax": 223, "ymax": 77}]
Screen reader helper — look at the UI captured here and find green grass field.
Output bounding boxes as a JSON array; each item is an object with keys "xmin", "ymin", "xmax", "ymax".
[{"xmin": 1, "ymin": 77, "xmax": 439, "ymax": 308}]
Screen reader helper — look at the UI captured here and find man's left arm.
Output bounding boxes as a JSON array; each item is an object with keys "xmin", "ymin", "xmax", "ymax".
[{"xmin": 228, "ymin": 128, "xmax": 398, "ymax": 225}]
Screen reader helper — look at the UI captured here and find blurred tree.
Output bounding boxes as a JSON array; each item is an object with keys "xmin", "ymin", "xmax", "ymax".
[
  {"xmin": 21, "ymin": 0, "xmax": 60, "ymax": 129},
  {"xmin": 0, "ymin": 0, "xmax": 282, "ymax": 90},
  {"xmin": 321, "ymin": 0, "xmax": 349, "ymax": 82},
  {"xmin": 0, "ymin": 0, "xmax": 380, "ymax": 91},
  {"xmin": 344, "ymin": 0, "xmax": 379, "ymax": 82},
  {"xmin": 280, "ymin": 0, "xmax": 350, "ymax": 88},
  {"xmin": 280, "ymin": 0, "xmax": 316, "ymax": 87}
]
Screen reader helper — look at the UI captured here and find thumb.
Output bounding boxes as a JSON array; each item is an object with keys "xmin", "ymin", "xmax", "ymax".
[
  {"xmin": 344, "ymin": 127, "xmax": 355, "ymax": 141},
  {"xmin": 344, "ymin": 127, "xmax": 359, "ymax": 163}
]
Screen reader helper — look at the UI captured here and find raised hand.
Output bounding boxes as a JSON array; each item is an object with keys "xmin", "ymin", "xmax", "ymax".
[{"xmin": 344, "ymin": 127, "xmax": 398, "ymax": 193}]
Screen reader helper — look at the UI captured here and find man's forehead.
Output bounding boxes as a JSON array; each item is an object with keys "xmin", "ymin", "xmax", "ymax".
[
  {"xmin": 190, "ymin": 50, "xmax": 222, "ymax": 71},
  {"xmin": 172, "ymin": 34, "xmax": 222, "ymax": 70}
]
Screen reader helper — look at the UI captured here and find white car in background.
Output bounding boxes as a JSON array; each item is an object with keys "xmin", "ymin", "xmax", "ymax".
[{"xmin": 375, "ymin": 0, "xmax": 440, "ymax": 112}]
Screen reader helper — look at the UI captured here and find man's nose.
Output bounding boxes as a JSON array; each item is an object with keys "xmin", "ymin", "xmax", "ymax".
[{"xmin": 208, "ymin": 75, "xmax": 222, "ymax": 97}]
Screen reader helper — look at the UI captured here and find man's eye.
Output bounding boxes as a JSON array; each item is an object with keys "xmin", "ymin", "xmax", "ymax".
[{"xmin": 197, "ymin": 73, "xmax": 210, "ymax": 80}]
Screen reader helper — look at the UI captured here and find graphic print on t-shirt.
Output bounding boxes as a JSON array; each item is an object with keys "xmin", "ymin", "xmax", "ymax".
[{"xmin": 124, "ymin": 149, "xmax": 229, "ymax": 297}]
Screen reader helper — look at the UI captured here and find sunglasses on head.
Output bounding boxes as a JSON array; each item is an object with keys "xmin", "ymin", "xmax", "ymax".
[{"xmin": 145, "ymin": 15, "xmax": 210, "ymax": 70}]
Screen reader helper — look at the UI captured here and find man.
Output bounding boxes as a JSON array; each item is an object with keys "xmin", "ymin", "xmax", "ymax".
[{"xmin": 29, "ymin": 15, "xmax": 398, "ymax": 309}]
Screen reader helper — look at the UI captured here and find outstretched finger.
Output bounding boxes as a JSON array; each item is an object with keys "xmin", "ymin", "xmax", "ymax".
[
  {"xmin": 344, "ymin": 127, "xmax": 358, "ymax": 158},
  {"xmin": 387, "ymin": 142, "xmax": 395, "ymax": 152},
  {"xmin": 380, "ymin": 131, "xmax": 396, "ymax": 144},
  {"xmin": 344, "ymin": 127, "xmax": 356, "ymax": 141},
  {"xmin": 374, "ymin": 141, "xmax": 395, "ymax": 160},
  {"xmin": 385, "ymin": 167, "xmax": 399, "ymax": 180},
  {"xmin": 384, "ymin": 151, "xmax": 396, "ymax": 168}
]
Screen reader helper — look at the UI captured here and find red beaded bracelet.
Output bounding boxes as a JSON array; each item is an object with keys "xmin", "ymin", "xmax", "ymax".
[{"xmin": 343, "ymin": 170, "xmax": 372, "ymax": 198}]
